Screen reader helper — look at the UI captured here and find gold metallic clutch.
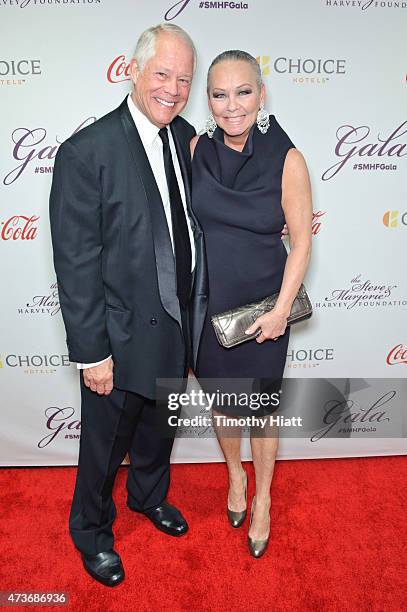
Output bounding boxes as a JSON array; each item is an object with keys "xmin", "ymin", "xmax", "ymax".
[{"xmin": 211, "ymin": 284, "xmax": 312, "ymax": 349}]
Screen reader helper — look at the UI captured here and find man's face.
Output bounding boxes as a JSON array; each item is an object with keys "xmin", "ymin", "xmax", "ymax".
[{"xmin": 130, "ymin": 33, "xmax": 194, "ymax": 128}]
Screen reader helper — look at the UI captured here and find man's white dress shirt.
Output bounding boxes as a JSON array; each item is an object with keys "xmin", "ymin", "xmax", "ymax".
[{"xmin": 78, "ymin": 94, "xmax": 195, "ymax": 369}]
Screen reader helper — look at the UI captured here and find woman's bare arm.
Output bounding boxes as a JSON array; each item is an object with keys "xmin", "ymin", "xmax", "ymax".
[{"xmin": 246, "ymin": 148, "xmax": 312, "ymax": 342}]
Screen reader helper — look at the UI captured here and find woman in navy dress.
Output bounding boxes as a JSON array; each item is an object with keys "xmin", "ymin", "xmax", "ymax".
[{"xmin": 190, "ymin": 50, "xmax": 312, "ymax": 558}]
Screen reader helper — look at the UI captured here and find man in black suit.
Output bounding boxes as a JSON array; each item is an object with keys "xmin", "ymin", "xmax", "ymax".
[{"xmin": 49, "ymin": 23, "xmax": 207, "ymax": 587}]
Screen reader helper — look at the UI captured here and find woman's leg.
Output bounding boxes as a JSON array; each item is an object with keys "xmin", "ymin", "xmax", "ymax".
[
  {"xmin": 249, "ymin": 420, "xmax": 279, "ymax": 540},
  {"xmin": 212, "ymin": 409, "xmax": 246, "ymax": 511}
]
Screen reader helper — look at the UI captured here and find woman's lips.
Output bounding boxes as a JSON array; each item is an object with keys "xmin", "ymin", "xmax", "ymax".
[{"xmin": 224, "ymin": 116, "xmax": 245, "ymax": 123}]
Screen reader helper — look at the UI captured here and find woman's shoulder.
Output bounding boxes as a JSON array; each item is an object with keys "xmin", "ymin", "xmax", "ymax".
[
  {"xmin": 267, "ymin": 114, "xmax": 296, "ymax": 151},
  {"xmin": 190, "ymin": 131, "xmax": 212, "ymax": 160}
]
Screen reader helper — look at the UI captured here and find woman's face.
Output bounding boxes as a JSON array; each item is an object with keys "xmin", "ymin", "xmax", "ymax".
[{"xmin": 207, "ymin": 60, "xmax": 264, "ymax": 140}]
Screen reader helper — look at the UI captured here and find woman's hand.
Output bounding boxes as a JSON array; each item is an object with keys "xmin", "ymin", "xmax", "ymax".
[{"xmin": 245, "ymin": 309, "xmax": 288, "ymax": 343}]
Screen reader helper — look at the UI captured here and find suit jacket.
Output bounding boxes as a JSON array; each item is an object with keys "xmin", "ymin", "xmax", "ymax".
[{"xmin": 49, "ymin": 97, "xmax": 208, "ymax": 399}]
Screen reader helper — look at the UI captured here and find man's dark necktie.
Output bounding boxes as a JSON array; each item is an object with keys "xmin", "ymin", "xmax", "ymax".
[{"xmin": 158, "ymin": 127, "xmax": 192, "ymax": 308}]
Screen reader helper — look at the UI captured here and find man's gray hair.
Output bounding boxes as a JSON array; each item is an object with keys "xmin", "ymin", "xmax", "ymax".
[
  {"xmin": 133, "ymin": 23, "xmax": 197, "ymax": 72},
  {"xmin": 207, "ymin": 50, "xmax": 262, "ymax": 91}
]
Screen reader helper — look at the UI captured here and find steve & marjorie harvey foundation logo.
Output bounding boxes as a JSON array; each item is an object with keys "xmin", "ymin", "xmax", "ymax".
[
  {"xmin": 17, "ymin": 282, "xmax": 60, "ymax": 316},
  {"xmin": 324, "ymin": 1, "xmax": 406, "ymax": 10},
  {"xmin": 315, "ymin": 274, "xmax": 406, "ymax": 310},
  {"xmin": 1, "ymin": 0, "xmax": 102, "ymax": 7}
]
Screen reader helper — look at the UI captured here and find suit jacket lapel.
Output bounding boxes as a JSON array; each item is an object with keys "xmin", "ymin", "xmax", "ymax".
[
  {"xmin": 119, "ymin": 100, "xmax": 182, "ymax": 327},
  {"xmin": 170, "ymin": 121, "xmax": 197, "ymax": 229},
  {"xmin": 171, "ymin": 121, "xmax": 209, "ymax": 365}
]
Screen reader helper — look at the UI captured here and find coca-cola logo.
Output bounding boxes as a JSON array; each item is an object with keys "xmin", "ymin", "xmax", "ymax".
[
  {"xmin": 3, "ymin": 118, "xmax": 96, "ymax": 186},
  {"xmin": 315, "ymin": 274, "xmax": 406, "ymax": 310},
  {"xmin": 18, "ymin": 282, "xmax": 60, "ymax": 316},
  {"xmin": 107, "ymin": 54, "xmax": 131, "ymax": 84},
  {"xmin": 1, "ymin": 215, "xmax": 39, "ymax": 240},
  {"xmin": 322, "ymin": 122, "xmax": 407, "ymax": 181},
  {"xmin": 38, "ymin": 407, "xmax": 81, "ymax": 449},
  {"xmin": 386, "ymin": 344, "xmax": 407, "ymax": 366},
  {"xmin": 312, "ymin": 211, "xmax": 325, "ymax": 235}
]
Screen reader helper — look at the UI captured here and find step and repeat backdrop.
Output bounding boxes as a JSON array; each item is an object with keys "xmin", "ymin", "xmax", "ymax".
[{"xmin": 1, "ymin": 0, "xmax": 406, "ymax": 466}]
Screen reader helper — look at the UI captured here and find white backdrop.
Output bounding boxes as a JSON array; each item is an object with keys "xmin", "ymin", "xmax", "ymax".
[{"xmin": 1, "ymin": 0, "xmax": 406, "ymax": 466}]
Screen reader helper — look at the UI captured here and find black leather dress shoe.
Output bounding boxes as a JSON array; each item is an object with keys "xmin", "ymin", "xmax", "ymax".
[
  {"xmin": 142, "ymin": 501, "xmax": 188, "ymax": 537},
  {"xmin": 81, "ymin": 550, "xmax": 125, "ymax": 587}
]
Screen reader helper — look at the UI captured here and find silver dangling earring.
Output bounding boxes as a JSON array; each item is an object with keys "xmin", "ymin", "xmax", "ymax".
[
  {"xmin": 205, "ymin": 113, "xmax": 217, "ymax": 139},
  {"xmin": 256, "ymin": 105, "xmax": 270, "ymax": 134}
]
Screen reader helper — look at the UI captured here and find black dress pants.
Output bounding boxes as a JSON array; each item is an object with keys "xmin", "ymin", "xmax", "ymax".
[
  {"xmin": 69, "ymin": 309, "xmax": 190, "ymax": 555},
  {"xmin": 69, "ymin": 376, "xmax": 179, "ymax": 555}
]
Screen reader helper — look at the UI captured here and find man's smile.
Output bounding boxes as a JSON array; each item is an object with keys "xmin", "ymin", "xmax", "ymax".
[{"xmin": 155, "ymin": 97, "xmax": 176, "ymax": 107}]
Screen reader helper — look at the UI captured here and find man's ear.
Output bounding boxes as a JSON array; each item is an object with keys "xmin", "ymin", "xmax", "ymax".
[{"xmin": 130, "ymin": 58, "xmax": 140, "ymax": 86}]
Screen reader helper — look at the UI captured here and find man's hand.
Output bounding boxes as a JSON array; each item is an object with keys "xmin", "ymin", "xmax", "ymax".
[
  {"xmin": 281, "ymin": 223, "xmax": 288, "ymax": 239},
  {"xmin": 83, "ymin": 357, "xmax": 114, "ymax": 395}
]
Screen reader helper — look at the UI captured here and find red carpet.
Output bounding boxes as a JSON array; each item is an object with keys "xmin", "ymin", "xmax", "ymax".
[{"xmin": 0, "ymin": 457, "xmax": 406, "ymax": 611}]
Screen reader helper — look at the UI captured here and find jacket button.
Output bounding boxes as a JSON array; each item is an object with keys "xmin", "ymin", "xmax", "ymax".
[{"xmin": 150, "ymin": 317, "xmax": 158, "ymax": 326}]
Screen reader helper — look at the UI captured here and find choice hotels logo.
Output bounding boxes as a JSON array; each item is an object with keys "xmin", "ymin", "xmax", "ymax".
[
  {"xmin": 386, "ymin": 344, "xmax": 407, "ymax": 366},
  {"xmin": 0, "ymin": 353, "xmax": 70, "ymax": 374},
  {"xmin": 287, "ymin": 347, "xmax": 335, "ymax": 369},
  {"xmin": 256, "ymin": 56, "xmax": 270, "ymax": 77},
  {"xmin": 0, "ymin": 59, "xmax": 41, "ymax": 87},
  {"xmin": 383, "ymin": 211, "xmax": 407, "ymax": 228},
  {"xmin": 257, "ymin": 55, "xmax": 346, "ymax": 84}
]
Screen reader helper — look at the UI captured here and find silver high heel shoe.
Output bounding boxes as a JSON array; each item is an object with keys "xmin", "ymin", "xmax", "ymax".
[
  {"xmin": 227, "ymin": 470, "xmax": 247, "ymax": 528},
  {"xmin": 248, "ymin": 496, "xmax": 270, "ymax": 559}
]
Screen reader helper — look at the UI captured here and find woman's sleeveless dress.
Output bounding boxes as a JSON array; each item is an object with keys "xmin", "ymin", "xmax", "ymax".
[{"xmin": 192, "ymin": 116, "xmax": 295, "ymax": 415}]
